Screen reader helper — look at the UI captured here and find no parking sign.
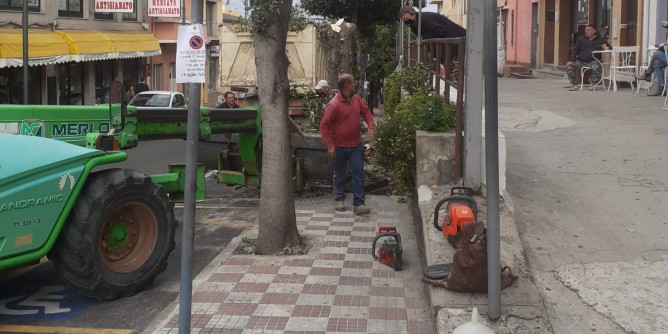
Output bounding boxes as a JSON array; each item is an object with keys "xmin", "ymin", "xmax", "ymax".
[{"xmin": 176, "ymin": 24, "xmax": 206, "ymax": 83}]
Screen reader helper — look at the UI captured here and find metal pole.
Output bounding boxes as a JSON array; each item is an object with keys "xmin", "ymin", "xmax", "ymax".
[
  {"xmin": 464, "ymin": 0, "xmax": 483, "ymax": 190},
  {"xmin": 484, "ymin": 0, "xmax": 501, "ymax": 321},
  {"xmin": 178, "ymin": 0, "xmax": 203, "ymax": 333},
  {"xmin": 417, "ymin": 0, "xmax": 422, "ymax": 64},
  {"xmin": 22, "ymin": 0, "xmax": 28, "ymax": 105}
]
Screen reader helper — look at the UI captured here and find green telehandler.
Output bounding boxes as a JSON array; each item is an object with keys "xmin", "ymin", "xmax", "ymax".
[{"xmin": 0, "ymin": 81, "xmax": 301, "ymax": 300}]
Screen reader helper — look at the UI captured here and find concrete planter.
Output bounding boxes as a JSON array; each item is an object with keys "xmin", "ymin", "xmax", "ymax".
[
  {"xmin": 415, "ymin": 130, "xmax": 456, "ymax": 187},
  {"xmin": 415, "ymin": 129, "xmax": 507, "ymax": 196}
]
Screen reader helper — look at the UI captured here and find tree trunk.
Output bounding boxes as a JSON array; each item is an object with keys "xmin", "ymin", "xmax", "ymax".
[
  {"xmin": 252, "ymin": 0, "xmax": 301, "ymax": 254},
  {"xmin": 350, "ymin": 0, "xmax": 359, "ymax": 26}
]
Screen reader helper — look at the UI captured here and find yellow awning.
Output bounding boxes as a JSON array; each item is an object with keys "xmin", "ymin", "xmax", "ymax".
[
  {"xmin": 0, "ymin": 29, "xmax": 161, "ymax": 68},
  {"xmin": 0, "ymin": 29, "xmax": 71, "ymax": 68},
  {"xmin": 58, "ymin": 30, "xmax": 162, "ymax": 62}
]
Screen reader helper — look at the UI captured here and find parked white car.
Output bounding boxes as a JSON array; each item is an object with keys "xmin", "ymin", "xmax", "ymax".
[{"xmin": 129, "ymin": 91, "xmax": 187, "ymax": 109}]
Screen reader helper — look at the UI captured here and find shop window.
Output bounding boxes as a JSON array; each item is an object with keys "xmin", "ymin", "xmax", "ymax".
[
  {"xmin": 58, "ymin": 0, "xmax": 83, "ymax": 18},
  {"xmin": 95, "ymin": 8, "xmax": 114, "ymax": 20},
  {"xmin": 122, "ymin": 58, "xmax": 140, "ymax": 93},
  {"xmin": 153, "ymin": 64, "xmax": 163, "ymax": 91},
  {"xmin": 0, "ymin": 67, "xmax": 41, "ymax": 104},
  {"xmin": 0, "ymin": 0, "xmax": 40, "ymax": 12},
  {"xmin": 122, "ymin": 0, "xmax": 137, "ymax": 21},
  {"xmin": 95, "ymin": 61, "xmax": 114, "ymax": 104},
  {"xmin": 59, "ymin": 63, "xmax": 84, "ymax": 105}
]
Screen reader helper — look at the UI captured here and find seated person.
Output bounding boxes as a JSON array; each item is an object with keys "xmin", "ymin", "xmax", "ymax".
[
  {"xmin": 639, "ymin": 45, "xmax": 667, "ymax": 95},
  {"xmin": 566, "ymin": 24, "xmax": 612, "ymax": 91},
  {"xmin": 217, "ymin": 91, "xmax": 240, "ymax": 108}
]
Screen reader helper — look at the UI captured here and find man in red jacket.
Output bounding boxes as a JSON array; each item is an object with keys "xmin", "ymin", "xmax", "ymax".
[{"xmin": 320, "ymin": 74, "xmax": 375, "ymax": 215}]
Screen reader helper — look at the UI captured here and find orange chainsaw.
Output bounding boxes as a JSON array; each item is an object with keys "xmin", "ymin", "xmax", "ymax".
[
  {"xmin": 371, "ymin": 227, "xmax": 402, "ymax": 271},
  {"xmin": 433, "ymin": 187, "xmax": 478, "ymax": 247}
]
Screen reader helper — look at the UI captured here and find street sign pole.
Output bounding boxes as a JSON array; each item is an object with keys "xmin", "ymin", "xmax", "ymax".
[
  {"xmin": 178, "ymin": 0, "xmax": 203, "ymax": 333},
  {"xmin": 22, "ymin": 0, "xmax": 28, "ymax": 104},
  {"xmin": 484, "ymin": 0, "xmax": 501, "ymax": 321}
]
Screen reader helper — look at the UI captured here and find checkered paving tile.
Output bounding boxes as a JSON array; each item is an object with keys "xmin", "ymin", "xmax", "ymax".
[{"xmin": 156, "ymin": 195, "xmax": 436, "ymax": 334}]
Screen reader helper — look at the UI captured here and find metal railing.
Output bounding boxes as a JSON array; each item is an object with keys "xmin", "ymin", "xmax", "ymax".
[{"xmin": 405, "ymin": 37, "xmax": 466, "ymax": 181}]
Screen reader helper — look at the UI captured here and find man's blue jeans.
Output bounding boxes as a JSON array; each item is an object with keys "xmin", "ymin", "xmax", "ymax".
[
  {"xmin": 647, "ymin": 51, "xmax": 668, "ymax": 87},
  {"xmin": 333, "ymin": 144, "xmax": 365, "ymax": 207}
]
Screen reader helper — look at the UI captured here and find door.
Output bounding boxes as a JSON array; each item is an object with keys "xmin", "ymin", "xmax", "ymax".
[
  {"xmin": 531, "ymin": 3, "xmax": 538, "ymax": 68},
  {"xmin": 620, "ymin": 0, "xmax": 637, "ymax": 46}
]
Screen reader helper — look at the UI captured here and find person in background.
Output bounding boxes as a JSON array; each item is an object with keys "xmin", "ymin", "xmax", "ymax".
[
  {"xmin": 217, "ymin": 91, "xmax": 240, "ymax": 108},
  {"xmin": 399, "ymin": 6, "xmax": 466, "ymax": 39},
  {"xmin": 135, "ymin": 77, "xmax": 149, "ymax": 95},
  {"xmin": 314, "ymin": 79, "xmax": 337, "ymax": 119},
  {"xmin": 399, "ymin": 6, "xmax": 465, "ymax": 79},
  {"xmin": 319, "ymin": 74, "xmax": 375, "ymax": 215},
  {"xmin": 125, "ymin": 85, "xmax": 134, "ymax": 103},
  {"xmin": 566, "ymin": 24, "xmax": 612, "ymax": 91},
  {"xmin": 315, "ymin": 80, "xmax": 336, "ymax": 105},
  {"xmin": 637, "ymin": 24, "xmax": 668, "ymax": 95}
]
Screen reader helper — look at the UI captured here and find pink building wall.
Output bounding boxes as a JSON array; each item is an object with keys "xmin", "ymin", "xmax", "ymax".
[{"xmin": 501, "ymin": 0, "xmax": 537, "ymax": 67}]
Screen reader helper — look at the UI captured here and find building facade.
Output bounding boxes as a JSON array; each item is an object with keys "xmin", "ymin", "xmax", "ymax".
[
  {"xmin": 0, "ymin": 0, "xmax": 159, "ymax": 105},
  {"xmin": 436, "ymin": 0, "xmax": 661, "ymax": 75},
  {"xmin": 149, "ymin": 0, "xmax": 221, "ymax": 106}
]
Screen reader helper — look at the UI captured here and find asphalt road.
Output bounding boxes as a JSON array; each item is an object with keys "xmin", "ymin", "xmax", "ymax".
[
  {"xmin": 501, "ymin": 79, "xmax": 668, "ymax": 333},
  {"xmin": 0, "ymin": 140, "xmax": 257, "ymax": 333}
]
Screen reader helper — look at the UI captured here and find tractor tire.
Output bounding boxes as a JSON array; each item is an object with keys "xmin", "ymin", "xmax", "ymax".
[{"xmin": 48, "ymin": 169, "xmax": 177, "ymax": 300}]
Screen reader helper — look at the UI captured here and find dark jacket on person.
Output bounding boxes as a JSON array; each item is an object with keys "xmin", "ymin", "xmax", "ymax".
[
  {"xmin": 570, "ymin": 34, "xmax": 612, "ymax": 62},
  {"xmin": 135, "ymin": 82, "xmax": 149, "ymax": 94},
  {"xmin": 407, "ymin": 12, "xmax": 466, "ymax": 39},
  {"xmin": 217, "ymin": 101, "xmax": 240, "ymax": 108}
]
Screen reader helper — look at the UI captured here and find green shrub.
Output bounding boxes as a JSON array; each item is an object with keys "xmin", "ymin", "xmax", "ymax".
[
  {"xmin": 382, "ymin": 65, "xmax": 432, "ymax": 115},
  {"xmin": 374, "ymin": 90, "xmax": 455, "ymax": 193},
  {"xmin": 383, "ymin": 71, "xmax": 401, "ymax": 116},
  {"xmin": 399, "ymin": 65, "xmax": 431, "ymax": 95}
]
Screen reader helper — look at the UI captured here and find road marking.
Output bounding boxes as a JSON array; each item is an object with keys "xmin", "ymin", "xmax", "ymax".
[
  {"xmin": 0, "ymin": 325, "xmax": 132, "ymax": 334},
  {"xmin": 0, "ymin": 286, "xmax": 69, "ymax": 316}
]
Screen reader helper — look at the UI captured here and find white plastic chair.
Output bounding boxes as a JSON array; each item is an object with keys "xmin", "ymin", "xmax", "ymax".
[
  {"xmin": 636, "ymin": 47, "xmax": 658, "ymax": 94},
  {"xmin": 609, "ymin": 46, "xmax": 639, "ymax": 92}
]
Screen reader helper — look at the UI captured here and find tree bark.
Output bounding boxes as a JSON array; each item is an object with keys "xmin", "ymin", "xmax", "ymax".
[
  {"xmin": 350, "ymin": 0, "xmax": 359, "ymax": 26},
  {"xmin": 252, "ymin": 0, "xmax": 301, "ymax": 254}
]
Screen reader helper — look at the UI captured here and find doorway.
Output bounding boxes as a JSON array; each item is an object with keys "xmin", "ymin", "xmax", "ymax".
[{"xmin": 620, "ymin": 0, "xmax": 637, "ymax": 46}]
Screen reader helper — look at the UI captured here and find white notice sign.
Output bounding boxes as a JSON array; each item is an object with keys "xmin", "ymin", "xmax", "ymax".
[
  {"xmin": 148, "ymin": 0, "xmax": 181, "ymax": 18},
  {"xmin": 94, "ymin": 0, "xmax": 134, "ymax": 13},
  {"xmin": 176, "ymin": 24, "xmax": 206, "ymax": 83}
]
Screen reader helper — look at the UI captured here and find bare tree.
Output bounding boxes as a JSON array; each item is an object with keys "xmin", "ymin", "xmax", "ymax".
[{"xmin": 251, "ymin": 0, "xmax": 301, "ymax": 254}]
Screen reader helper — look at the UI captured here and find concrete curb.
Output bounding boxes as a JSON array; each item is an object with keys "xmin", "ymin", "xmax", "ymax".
[{"xmin": 412, "ymin": 184, "xmax": 553, "ymax": 333}]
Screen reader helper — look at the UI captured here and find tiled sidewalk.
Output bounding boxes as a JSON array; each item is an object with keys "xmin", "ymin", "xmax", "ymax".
[{"xmin": 151, "ymin": 195, "xmax": 436, "ymax": 334}]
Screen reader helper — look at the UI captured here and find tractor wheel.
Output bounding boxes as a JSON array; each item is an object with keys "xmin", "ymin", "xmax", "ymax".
[{"xmin": 48, "ymin": 169, "xmax": 177, "ymax": 300}]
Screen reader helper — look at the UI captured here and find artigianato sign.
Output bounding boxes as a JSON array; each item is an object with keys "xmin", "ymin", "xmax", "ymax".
[
  {"xmin": 94, "ymin": 0, "xmax": 134, "ymax": 13},
  {"xmin": 148, "ymin": 0, "xmax": 182, "ymax": 18}
]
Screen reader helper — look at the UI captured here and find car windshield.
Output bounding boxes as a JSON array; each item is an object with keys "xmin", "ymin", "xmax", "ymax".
[{"xmin": 130, "ymin": 93, "xmax": 171, "ymax": 107}]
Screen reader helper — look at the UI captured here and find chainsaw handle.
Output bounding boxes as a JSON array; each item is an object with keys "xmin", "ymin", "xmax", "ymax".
[
  {"xmin": 450, "ymin": 186, "xmax": 474, "ymax": 196},
  {"xmin": 371, "ymin": 232, "xmax": 402, "ymax": 259},
  {"xmin": 433, "ymin": 195, "xmax": 478, "ymax": 231}
]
